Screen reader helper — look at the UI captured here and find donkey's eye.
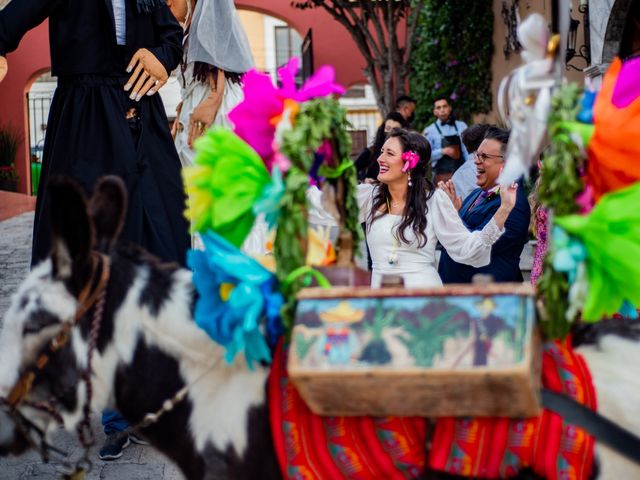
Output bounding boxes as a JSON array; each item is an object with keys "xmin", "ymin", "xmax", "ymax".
[{"xmin": 23, "ymin": 311, "xmax": 60, "ymax": 335}]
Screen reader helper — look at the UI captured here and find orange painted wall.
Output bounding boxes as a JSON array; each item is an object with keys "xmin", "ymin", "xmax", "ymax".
[
  {"xmin": 0, "ymin": 21, "xmax": 50, "ymax": 194},
  {"xmin": 236, "ymin": 0, "xmax": 367, "ymax": 88}
]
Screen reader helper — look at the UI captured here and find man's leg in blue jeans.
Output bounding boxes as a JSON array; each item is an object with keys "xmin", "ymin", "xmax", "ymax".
[
  {"xmin": 101, "ymin": 409, "xmax": 129, "ymax": 435},
  {"xmin": 99, "ymin": 410, "xmax": 130, "ymax": 460}
]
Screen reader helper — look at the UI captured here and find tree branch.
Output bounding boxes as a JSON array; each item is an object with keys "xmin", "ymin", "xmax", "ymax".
[
  {"xmin": 403, "ymin": 0, "xmax": 422, "ymax": 75},
  {"xmin": 291, "ymin": 0, "xmax": 418, "ymax": 116},
  {"xmin": 360, "ymin": 1, "xmax": 388, "ymax": 63},
  {"xmin": 340, "ymin": 1, "xmax": 386, "ymax": 63},
  {"xmin": 320, "ymin": 2, "xmax": 377, "ymax": 66},
  {"xmin": 384, "ymin": 0, "xmax": 394, "ymax": 112}
]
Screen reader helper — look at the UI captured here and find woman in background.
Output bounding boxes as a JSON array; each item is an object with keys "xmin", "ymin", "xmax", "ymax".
[
  {"xmin": 169, "ymin": 0, "xmax": 254, "ymax": 167},
  {"xmin": 355, "ymin": 112, "xmax": 409, "ymax": 183}
]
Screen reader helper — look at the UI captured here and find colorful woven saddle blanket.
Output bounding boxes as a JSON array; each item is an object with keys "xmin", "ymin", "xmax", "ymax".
[{"xmin": 268, "ymin": 338, "xmax": 596, "ymax": 479}]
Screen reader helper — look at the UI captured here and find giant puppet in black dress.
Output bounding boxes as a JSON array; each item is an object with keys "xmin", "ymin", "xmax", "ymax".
[{"xmin": 0, "ymin": 0, "xmax": 190, "ymax": 267}]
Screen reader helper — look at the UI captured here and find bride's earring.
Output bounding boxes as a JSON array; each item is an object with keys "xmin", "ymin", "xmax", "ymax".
[{"xmin": 408, "ymin": 173, "xmax": 412, "ymax": 187}]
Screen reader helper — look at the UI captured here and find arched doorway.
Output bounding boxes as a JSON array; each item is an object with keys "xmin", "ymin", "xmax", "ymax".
[
  {"xmin": 26, "ymin": 70, "xmax": 56, "ymax": 196},
  {"xmin": 601, "ymin": 0, "xmax": 636, "ymax": 63},
  {"xmin": 588, "ymin": 0, "xmax": 637, "ymax": 81}
]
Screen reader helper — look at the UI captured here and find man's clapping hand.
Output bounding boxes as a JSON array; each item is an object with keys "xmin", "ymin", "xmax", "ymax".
[{"xmin": 438, "ymin": 179, "xmax": 462, "ymax": 211}]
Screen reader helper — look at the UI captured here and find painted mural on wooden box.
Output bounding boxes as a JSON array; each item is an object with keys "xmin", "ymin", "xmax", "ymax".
[{"xmin": 292, "ymin": 294, "xmax": 535, "ymax": 370}]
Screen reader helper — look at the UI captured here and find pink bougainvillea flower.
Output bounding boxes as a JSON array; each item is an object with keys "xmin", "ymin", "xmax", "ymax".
[{"xmin": 229, "ymin": 57, "xmax": 345, "ymax": 172}]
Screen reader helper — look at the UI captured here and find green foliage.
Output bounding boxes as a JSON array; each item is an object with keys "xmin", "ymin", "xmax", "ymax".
[
  {"xmin": 365, "ymin": 304, "xmax": 395, "ymax": 340},
  {"xmin": 410, "ymin": 0, "xmax": 494, "ymax": 129},
  {"xmin": 0, "ymin": 164, "xmax": 18, "ymax": 182},
  {"xmin": 537, "ymin": 84, "xmax": 584, "ymax": 216},
  {"xmin": 281, "ymin": 99, "xmax": 350, "ymax": 170},
  {"xmin": 399, "ymin": 307, "xmax": 462, "ymax": 367},
  {"xmin": 0, "ymin": 123, "xmax": 21, "ymax": 175},
  {"xmin": 537, "ymin": 261, "xmax": 573, "ymax": 338},
  {"xmin": 276, "ymin": 98, "xmax": 362, "ymax": 331},
  {"xmin": 536, "ymin": 84, "xmax": 585, "ymax": 339},
  {"xmin": 274, "ymin": 168, "xmax": 308, "ymax": 332},
  {"xmin": 294, "ymin": 332, "xmax": 317, "ymax": 361}
]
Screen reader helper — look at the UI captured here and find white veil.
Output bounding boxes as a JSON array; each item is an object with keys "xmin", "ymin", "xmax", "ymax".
[{"xmin": 187, "ymin": 0, "xmax": 255, "ymax": 74}]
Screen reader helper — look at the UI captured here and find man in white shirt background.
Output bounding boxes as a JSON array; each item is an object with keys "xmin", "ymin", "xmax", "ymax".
[{"xmin": 423, "ymin": 96, "xmax": 468, "ymax": 184}]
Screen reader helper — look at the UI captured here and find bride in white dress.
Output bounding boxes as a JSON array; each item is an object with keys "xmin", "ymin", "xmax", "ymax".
[{"xmin": 310, "ymin": 128, "xmax": 517, "ymax": 288}]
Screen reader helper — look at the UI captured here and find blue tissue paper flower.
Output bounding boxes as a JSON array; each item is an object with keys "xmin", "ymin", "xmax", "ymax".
[
  {"xmin": 552, "ymin": 226, "xmax": 587, "ymax": 284},
  {"xmin": 188, "ymin": 231, "xmax": 284, "ymax": 368}
]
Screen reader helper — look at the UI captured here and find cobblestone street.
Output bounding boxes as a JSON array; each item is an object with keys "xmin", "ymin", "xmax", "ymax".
[{"xmin": 0, "ymin": 213, "xmax": 184, "ymax": 480}]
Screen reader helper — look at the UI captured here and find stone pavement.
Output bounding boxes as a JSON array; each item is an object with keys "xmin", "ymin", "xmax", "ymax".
[{"xmin": 0, "ymin": 213, "xmax": 184, "ymax": 480}]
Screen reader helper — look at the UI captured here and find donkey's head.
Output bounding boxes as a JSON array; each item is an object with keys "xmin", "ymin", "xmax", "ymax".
[{"xmin": 0, "ymin": 176, "xmax": 127, "ymax": 456}]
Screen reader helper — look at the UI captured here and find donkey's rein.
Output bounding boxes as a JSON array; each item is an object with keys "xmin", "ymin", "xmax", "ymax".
[{"xmin": 123, "ymin": 354, "xmax": 226, "ymax": 438}]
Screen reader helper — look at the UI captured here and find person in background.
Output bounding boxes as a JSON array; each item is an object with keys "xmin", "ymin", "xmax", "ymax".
[
  {"xmin": 423, "ymin": 96, "xmax": 468, "ymax": 184},
  {"xmin": 355, "ymin": 112, "xmax": 409, "ymax": 183},
  {"xmin": 451, "ymin": 124, "xmax": 490, "ymax": 201},
  {"xmin": 169, "ymin": 0, "xmax": 254, "ymax": 165},
  {"xmin": 529, "ymin": 167, "xmax": 547, "ymax": 285},
  {"xmin": 395, "ymin": 95, "xmax": 417, "ymax": 125},
  {"xmin": 355, "ymin": 112, "xmax": 409, "ymax": 270},
  {"xmin": 438, "ymin": 126, "xmax": 530, "ymax": 284}
]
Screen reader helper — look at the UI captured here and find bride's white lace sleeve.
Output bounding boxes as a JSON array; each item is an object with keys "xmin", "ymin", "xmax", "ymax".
[
  {"xmin": 306, "ymin": 183, "xmax": 376, "ymax": 225},
  {"xmin": 430, "ymin": 188, "xmax": 504, "ymax": 267}
]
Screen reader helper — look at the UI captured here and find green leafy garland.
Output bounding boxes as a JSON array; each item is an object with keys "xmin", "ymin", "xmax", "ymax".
[
  {"xmin": 276, "ymin": 98, "xmax": 363, "ymax": 331},
  {"xmin": 410, "ymin": 0, "xmax": 494, "ymax": 128},
  {"xmin": 536, "ymin": 83, "xmax": 585, "ymax": 339}
]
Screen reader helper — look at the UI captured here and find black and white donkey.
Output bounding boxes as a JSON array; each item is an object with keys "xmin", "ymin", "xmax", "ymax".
[
  {"xmin": 0, "ymin": 176, "xmax": 639, "ymax": 480},
  {"xmin": 0, "ymin": 177, "xmax": 279, "ymax": 479}
]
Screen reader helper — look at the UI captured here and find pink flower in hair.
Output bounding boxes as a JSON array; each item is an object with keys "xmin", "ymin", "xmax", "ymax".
[{"xmin": 401, "ymin": 150, "xmax": 420, "ymax": 172}]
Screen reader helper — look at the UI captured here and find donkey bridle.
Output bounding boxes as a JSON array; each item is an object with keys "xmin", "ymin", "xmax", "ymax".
[
  {"xmin": 0, "ymin": 251, "xmax": 110, "ymax": 477},
  {"xmin": 4, "ymin": 252, "xmax": 111, "ymax": 410}
]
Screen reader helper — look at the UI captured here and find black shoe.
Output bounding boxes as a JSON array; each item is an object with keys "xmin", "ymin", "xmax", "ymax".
[{"xmin": 98, "ymin": 432, "xmax": 130, "ymax": 461}]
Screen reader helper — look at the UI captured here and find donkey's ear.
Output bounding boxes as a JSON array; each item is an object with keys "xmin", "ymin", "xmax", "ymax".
[
  {"xmin": 47, "ymin": 177, "xmax": 94, "ymax": 279},
  {"xmin": 88, "ymin": 176, "xmax": 128, "ymax": 252}
]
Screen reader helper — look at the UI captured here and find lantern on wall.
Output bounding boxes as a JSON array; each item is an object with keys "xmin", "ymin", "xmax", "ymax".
[{"xmin": 566, "ymin": 0, "xmax": 591, "ymax": 71}]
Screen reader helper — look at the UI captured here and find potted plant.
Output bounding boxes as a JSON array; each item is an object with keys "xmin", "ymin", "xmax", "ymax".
[{"xmin": 0, "ymin": 123, "xmax": 21, "ymax": 192}]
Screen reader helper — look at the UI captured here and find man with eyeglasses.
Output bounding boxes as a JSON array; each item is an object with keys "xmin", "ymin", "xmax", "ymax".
[
  {"xmin": 437, "ymin": 126, "xmax": 531, "ymax": 284},
  {"xmin": 451, "ymin": 124, "xmax": 490, "ymax": 201}
]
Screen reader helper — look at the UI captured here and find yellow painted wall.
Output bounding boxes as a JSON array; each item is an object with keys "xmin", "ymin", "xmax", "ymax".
[{"xmin": 238, "ymin": 10, "xmax": 266, "ymax": 71}]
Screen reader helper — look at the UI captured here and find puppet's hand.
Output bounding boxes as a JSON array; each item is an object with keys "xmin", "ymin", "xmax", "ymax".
[
  {"xmin": 0, "ymin": 56, "xmax": 8, "ymax": 83},
  {"xmin": 188, "ymin": 97, "xmax": 219, "ymax": 148},
  {"xmin": 124, "ymin": 49, "xmax": 168, "ymax": 101}
]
